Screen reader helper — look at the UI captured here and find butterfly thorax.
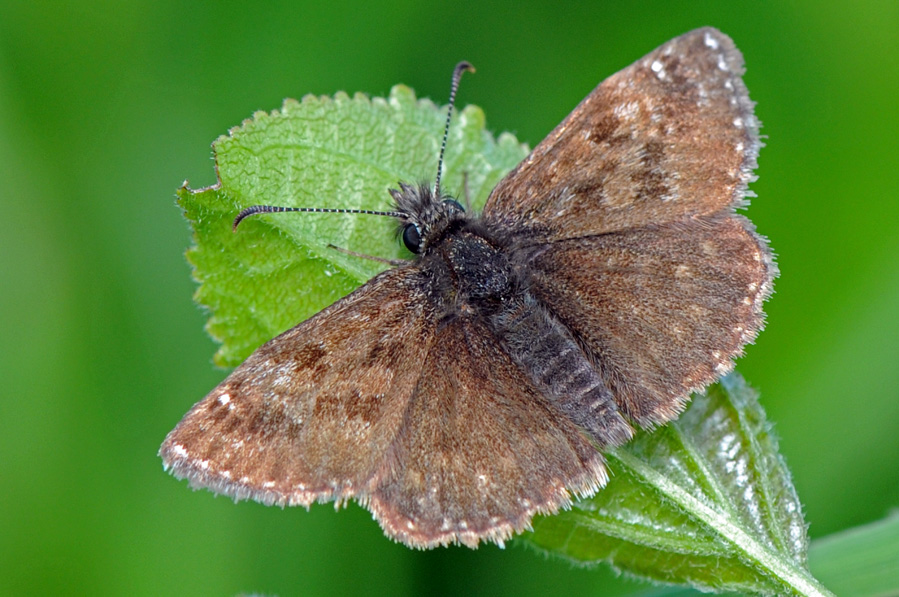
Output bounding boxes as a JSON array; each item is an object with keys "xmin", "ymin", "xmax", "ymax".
[
  {"xmin": 388, "ymin": 180, "xmax": 513, "ymax": 307},
  {"xmin": 388, "ymin": 183, "xmax": 634, "ymax": 448},
  {"xmin": 428, "ymin": 229, "xmax": 514, "ymax": 313}
]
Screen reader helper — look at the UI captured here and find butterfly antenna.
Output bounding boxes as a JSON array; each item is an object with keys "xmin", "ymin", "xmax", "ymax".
[
  {"xmin": 434, "ymin": 61, "xmax": 475, "ymax": 198},
  {"xmin": 233, "ymin": 204, "xmax": 406, "ymax": 231}
]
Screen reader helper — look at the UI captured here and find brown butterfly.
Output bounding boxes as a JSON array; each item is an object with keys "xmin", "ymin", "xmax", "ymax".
[{"xmin": 160, "ymin": 27, "xmax": 775, "ymax": 549}]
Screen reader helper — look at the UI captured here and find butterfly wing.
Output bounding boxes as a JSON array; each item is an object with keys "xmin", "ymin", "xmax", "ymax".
[
  {"xmin": 482, "ymin": 28, "xmax": 760, "ymax": 242},
  {"xmin": 159, "ymin": 266, "xmax": 439, "ymax": 509},
  {"xmin": 367, "ymin": 314, "xmax": 605, "ymax": 548},
  {"xmin": 525, "ymin": 216, "xmax": 773, "ymax": 428}
]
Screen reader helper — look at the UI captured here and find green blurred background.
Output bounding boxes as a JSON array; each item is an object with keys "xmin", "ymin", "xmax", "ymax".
[{"xmin": 2, "ymin": 1, "xmax": 897, "ymax": 595}]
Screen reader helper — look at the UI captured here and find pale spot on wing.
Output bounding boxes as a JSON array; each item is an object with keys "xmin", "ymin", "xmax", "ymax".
[
  {"xmin": 217, "ymin": 393, "xmax": 231, "ymax": 406},
  {"xmin": 733, "ymin": 117, "xmax": 744, "ymax": 128},
  {"xmin": 664, "ymin": 185, "xmax": 681, "ymax": 200},
  {"xmin": 696, "ymin": 82, "xmax": 710, "ymax": 106},
  {"xmin": 704, "ymin": 31, "xmax": 720, "ymax": 49},
  {"xmin": 613, "ymin": 100, "xmax": 640, "ymax": 121},
  {"xmin": 171, "ymin": 444, "xmax": 189, "ymax": 458}
]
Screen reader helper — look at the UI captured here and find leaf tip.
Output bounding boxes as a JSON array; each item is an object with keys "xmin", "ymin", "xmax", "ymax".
[
  {"xmin": 458, "ymin": 104, "xmax": 487, "ymax": 129},
  {"xmin": 388, "ymin": 83, "xmax": 416, "ymax": 102}
]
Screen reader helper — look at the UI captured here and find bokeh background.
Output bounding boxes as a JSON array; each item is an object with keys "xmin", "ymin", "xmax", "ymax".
[{"xmin": 2, "ymin": 1, "xmax": 897, "ymax": 595}]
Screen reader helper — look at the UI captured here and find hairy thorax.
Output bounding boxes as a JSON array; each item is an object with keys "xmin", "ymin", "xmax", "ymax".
[{"xmin": 416, "ymin": 218, "xmax": 516, "ymax": 320}]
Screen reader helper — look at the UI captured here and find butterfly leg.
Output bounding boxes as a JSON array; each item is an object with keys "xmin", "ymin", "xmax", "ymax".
[
  {"xmin": 326, "ymin": 243, "xmax": 411, "ymax": 266},
  {"xmin": 461, "ymin": 172, "xmax": 471, "ymax": 212}
]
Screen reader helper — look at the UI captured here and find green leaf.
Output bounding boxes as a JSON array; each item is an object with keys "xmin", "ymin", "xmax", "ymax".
[
  {"xmin": 807, "ymin": 512, "xmax": 899, "ymax": 597},
  {"xmin": 178, "ymin": 85, "xmax": 529, "ymax": 366},
  {"xmin": 599, "ymin": 514, "xmax": 899, "ymax": 597},
  {"xmin": 525, "ymin": 375, "xmax": 832, "ymax": 596}
]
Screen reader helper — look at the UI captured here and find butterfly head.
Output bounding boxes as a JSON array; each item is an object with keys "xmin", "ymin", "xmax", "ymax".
[{"xmin": 389, "ymin": 182, "xmax": 466, "ymax": 254}]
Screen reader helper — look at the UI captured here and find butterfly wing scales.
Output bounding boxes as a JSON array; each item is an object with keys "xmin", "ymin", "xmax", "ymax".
[
  {"xmin": 160, "ymin": 267, "xmax": 438, "ymax": 508},
  {"xmin": 483, "ymin": 28, "xmax": 760, "ymax": 242}
]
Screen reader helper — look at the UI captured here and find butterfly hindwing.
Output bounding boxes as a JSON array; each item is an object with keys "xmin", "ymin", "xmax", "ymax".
[
  {"xmin": 526, "ymin": 215, "xmax": 774, "ymax": 427},
  {"xmin": 368, "ymin": 314, "xmax": 606, "ymax": 548}
]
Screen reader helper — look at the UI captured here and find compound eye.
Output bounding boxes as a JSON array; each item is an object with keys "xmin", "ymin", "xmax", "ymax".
[
  {"xmin": 402, "ymin": 223, "xmax": 422, "ymax": 253},
  {"xmin": 442, "ymin": 199, "xmax": 465, "ymax": 212}
]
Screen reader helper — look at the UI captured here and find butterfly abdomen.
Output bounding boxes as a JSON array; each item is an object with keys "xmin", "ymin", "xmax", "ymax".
[{"xmin": 490, "ymin": 294, "xmax": 634, "ymax": 447}]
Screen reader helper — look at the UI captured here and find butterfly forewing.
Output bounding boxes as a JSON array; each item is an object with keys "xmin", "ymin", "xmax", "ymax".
[
  {"xmin": 483, "ymin": 27, "xmax": 760, "ymax": 242},
  {"xmin": 160, "ymin": 267, "xmax": 437, "ymax": 507}
]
